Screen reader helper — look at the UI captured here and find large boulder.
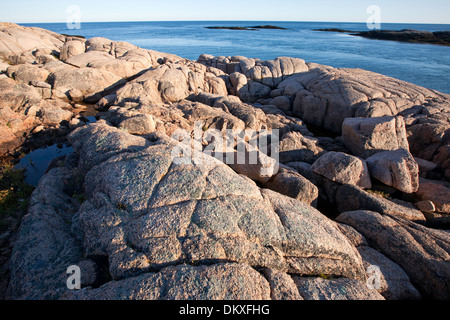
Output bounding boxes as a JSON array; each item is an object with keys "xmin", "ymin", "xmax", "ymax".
[
  {"xmin": 114, "ymin": 61, "xmax": 228, "ymax": 105},
  {"xmin": 6, "ymin": 64, "xmax": 50, "ymax": 84},
  {"xmin": 288, "ymin": 65, "xmax": 448, "ymax": 133},
  {"xmin": 336, "ymin": 210, "xmax": 450, "ymax": 299},
  {"xmin": 415, "ymin": 178, "xmax": 450, "ymax": 214},
  {"xmin": 342, "ymin": 116, "xmax": 410, "ymax": 159},
  {"xmin": 50, "ymin": 67, "xmax": 125, "ymax": 103},
  {"xmin": 293, "ymin": 277, "xmax": 384, "ymax": 300},
  {"xmin": 0, "ymin": 22, "xmax": 65, "ymax": 62},
  {"xmin": 228, "ymin": 143, "xmax": 279, "ymax": 183},
  {"xmin": 67, "ymin": 121, "xmax": 151, "ymax": 174},
  {"xmin": 366, "ymin": 149, "xmax": 419, "ymax": 193},
  {"xmin": 260, "ymin": 189, "xmax": 365, "ymax": 279},
  {"xmin": 337, "ymin": 223, "xmax": 421, "ymax": 300},
  {"xmin": 65, "ymin": 50, "xmax": 112, "ymax": 67},
  {"xmin": 357, "ymin": 246, "xmax": 421, "ymax": 300},
  {"xmin": 407, "ymin": 120, "xmax": 450, "ymax": 179},
  {"xmin": 65, "ymin": 48, "xmax": 155, "ymax": 79},
  {"xmin": 198, "ymin": 55, "xmax": 310, "ymax": 88},
  {"xmin": 279, "ymin": 131, "xmax": 324, "ymax": 164},
  {"xmin": 229, "ymin": 72, "xmax": 271, "ymax": 103},
  {"xmin": 311, "ymin": 151, "xmax": 372, "ymax": 189},
  {"xmin": 176, "ymin": 99, "xmax": 246, "ymax": 133},
  {"xmin": 107, "ymin": 106, "xmax": 156, "ymax": 135},
  {"xmin": 60, "ymin": 40, "xmax": 86, "ymax": 61},
  {"xmin": 239, "ymin": 56, "xmax": 310, "ymax": 88},
  {"xmin": 0, "ymin": 78, "xmax": 43, "ymax": 111},
  {"xmin": 73, "ymin": 127, "xmax": 362, "ymax": 278},
  {"xmin": 86, "ymin": 37, "xmax": 182, "ymax": 66},
  {"xmin": 334, "ymin": 184, "xmax": 426, "ymax": 222},
  {"xmin": 263, "ymin": 167, "xmax": 319, "ymax": 206}
]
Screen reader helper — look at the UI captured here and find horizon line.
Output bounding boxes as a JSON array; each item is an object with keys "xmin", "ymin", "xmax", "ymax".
[{"xmin": 11, "ymin": 19, "xmax": 450, "ymax": 26}]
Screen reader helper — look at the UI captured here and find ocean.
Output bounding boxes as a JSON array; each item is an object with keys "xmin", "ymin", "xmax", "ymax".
[{"xmin": 22, "ymin": 21, "xmax": 450, "ymax": 94}]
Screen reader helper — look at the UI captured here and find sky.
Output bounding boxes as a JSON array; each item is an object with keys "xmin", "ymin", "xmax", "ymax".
[{"xmin": 1, "ymin": 0, "xmax": 449, "ymax": 24}]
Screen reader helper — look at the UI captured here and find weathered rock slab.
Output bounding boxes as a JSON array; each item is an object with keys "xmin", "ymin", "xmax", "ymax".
[
  {"xmin": 342, "ymin": 116, "xmax": 410, "ymax": 159},
  {"xmin": 415, "ymin": 178, "xmax": 450, "ymax": 214},
  {"xmin": 366, "ymin": 149, "xmax": 419, "ymax": 193},
  {"xmin": 335, "ymin": 184, "xmax": 426, "ymax": 222},
  {"xmin": 65, "ymin": 263, "xmax": 272, "ymax": 300},
  {"xmin": 311, "ymin": 151, "xmax": 372, "ymax": 189},
  {"xmin": 50, "ymin": 67, "xmax": 125, "ymax": 103},
  {"xmin": 357, "ymin": 246, "xmax": 421, "ymax": 300},
  {"xmin": 293, "ymin": 277, "xmax": 384, "ymax": 300},
  {"xmin": 336, "ymin": 210, "xmax": 450, "ymax": 299}
]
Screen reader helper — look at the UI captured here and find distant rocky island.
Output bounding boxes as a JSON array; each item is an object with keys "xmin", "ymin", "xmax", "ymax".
[
  {"xmin": 205, "ymin": 25, "xmax": 288, "ymax": 31},
  {"xmin": 315, "ymin": 28, "xmax": 450, "ymax": 46},
  {"xmin": 1, "ymin": 22, "xmax": 450, "ymax": 301}
]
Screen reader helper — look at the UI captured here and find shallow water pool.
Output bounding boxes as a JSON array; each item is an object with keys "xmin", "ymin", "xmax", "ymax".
[
  {"xmin": 13, "ymin": 114, "xmax": 98, "ymax": 187},
  {"xmin": 14, "ymin": 144, "xmax": 74, "ymax": 187}
]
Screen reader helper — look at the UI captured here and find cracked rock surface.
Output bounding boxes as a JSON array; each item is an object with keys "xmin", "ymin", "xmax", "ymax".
[
  {"xmin": 7, "ymin": 123, "xmax": 367, "ymax": 299},
  {"xmin": 2, "ymin": 22, "xmax": 450, "ymax": 300}
]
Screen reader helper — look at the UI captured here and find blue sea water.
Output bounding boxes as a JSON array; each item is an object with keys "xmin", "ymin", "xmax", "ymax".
[{"xmin": 23, "ymin": 21, "xmax": 450, "ymax": 93}]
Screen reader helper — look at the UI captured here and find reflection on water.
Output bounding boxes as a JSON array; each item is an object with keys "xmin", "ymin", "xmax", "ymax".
[
  {"xmin": 84, "ymin": 116, "xmax": 97, "ymax": 124},
  {"xmin": 14, "ymin": 113, "xmax": 98, "ymax": 187},
  {"xmin": 14, "ymin": 144, "xmax": 74, "ymax": 187}
]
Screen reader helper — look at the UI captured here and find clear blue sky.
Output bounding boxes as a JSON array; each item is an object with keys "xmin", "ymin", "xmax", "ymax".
[{"xmin": 1, "ymin": 0, "xmax": 449, "ymax": 24}]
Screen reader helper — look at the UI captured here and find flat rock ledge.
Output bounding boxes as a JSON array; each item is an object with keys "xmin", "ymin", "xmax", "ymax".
[{"xmin": 7, "ymin": 122, "xmax": 369, "ymax": 300}]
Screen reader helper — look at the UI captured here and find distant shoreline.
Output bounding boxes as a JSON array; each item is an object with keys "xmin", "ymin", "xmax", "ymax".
[
  {"xmin": 315, "ymin": 28, "xmax": 450, "ymax": 46},
  {"xmin": 205, "ymin": 25, "xmax": 288, "ymax": 31}
]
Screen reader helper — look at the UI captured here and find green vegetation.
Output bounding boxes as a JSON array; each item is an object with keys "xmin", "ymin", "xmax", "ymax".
[
  {"xmin": 0, "ymin": 161, "xmax": 34, "ymax": 232},
  {"xmin": 319, "ymin": 273, "xmax": 333, "ymax": 280},
  {"xmin": 116, "ymin": 202, "xmax": 128, "ymax": 211},
  {"xmin": 3, "ymin": 57, "xmax": 15, "ymax": 66},
  {"xmin": 366, "ymin": 189, "xmax": 391, "ymax": 199},
  {"xmin": 72, "ymin": 192, "xmax": 87, "ymax": 204}
]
